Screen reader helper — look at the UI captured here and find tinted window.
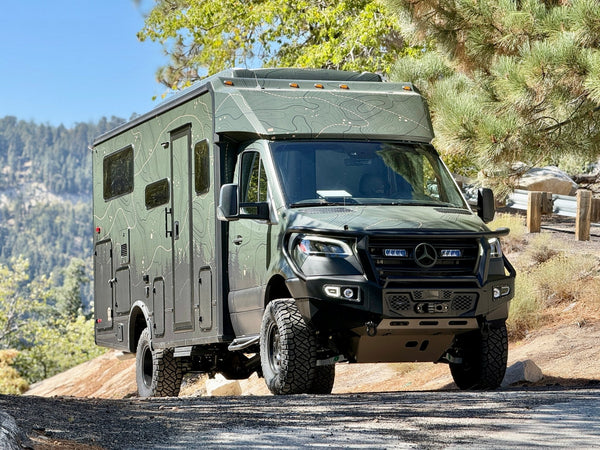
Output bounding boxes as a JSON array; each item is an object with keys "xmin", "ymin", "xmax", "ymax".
[
  {"xmin": 145, "ymin": 178, "xmax": 170, "ymax": 209},
  {"xmin": 240, "ymin": 151, "xmax": 267, "ymax": 204},
  {"xmin": 103, "ymin": 146, "xmax": 133, "ymax": 200},
  {"xmin": 194, "ymin": 140, "xmax": 210, "ymax": 195},
  {"xmin": 270, "ymin": 141, "xmax": 466, "ymax": 208}
]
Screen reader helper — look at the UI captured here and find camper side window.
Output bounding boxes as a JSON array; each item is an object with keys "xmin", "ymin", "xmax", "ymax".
[
  {"xmin": 145, "ymin": 178, "xmax": 170, "ymax": 209},
  {"xmin": 103, "ymin": 146, "xmax": 134, "ymax": 200},
  {"xmin": 194, "ymin": 140, "xmax": 210, "ymax": 195}
]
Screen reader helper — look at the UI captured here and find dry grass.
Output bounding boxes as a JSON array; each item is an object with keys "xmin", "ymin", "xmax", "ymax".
[{"xmin": 489, "ymin": 213, "xmax": 600, "ymax": 340}]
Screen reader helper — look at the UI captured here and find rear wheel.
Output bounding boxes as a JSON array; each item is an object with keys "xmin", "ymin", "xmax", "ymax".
[
  {"xmin": 136, "ymin": 327, "xmax": 183, "ymax": 397},
  {"xmin": 260, "ymin": 299, "xmax": 317, "ymax": 395},
  {"xmin": 450, "ymin": 322, "xmax": 508, "ymax": 390}
]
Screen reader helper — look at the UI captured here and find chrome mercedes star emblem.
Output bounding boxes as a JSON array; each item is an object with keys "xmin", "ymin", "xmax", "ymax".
[{"xmin": 414, "ymin": 243, "xmax": 437, "ymax": 268}]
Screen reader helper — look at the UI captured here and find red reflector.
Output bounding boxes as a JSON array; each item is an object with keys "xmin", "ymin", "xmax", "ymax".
[
  {"xmin": 96, "ymin": 227, "xmax": 101, "ymax": 234},
  {"xmin": 97, "ymin": 319, "xmax": 102, "ymax": 323}
]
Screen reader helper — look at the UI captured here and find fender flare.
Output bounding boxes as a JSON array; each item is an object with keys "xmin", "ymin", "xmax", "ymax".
[{"xmin": 128, "ymin": 300, "xmax": 152, "ymax": 352}]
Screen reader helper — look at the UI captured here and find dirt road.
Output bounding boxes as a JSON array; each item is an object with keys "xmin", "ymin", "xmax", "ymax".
[{"xmin": 2, "ymin": 388, "xmax": 599, "ymax": 449}]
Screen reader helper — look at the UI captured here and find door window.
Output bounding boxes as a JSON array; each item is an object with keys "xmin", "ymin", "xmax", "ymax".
[{"xmin": 239, "ymin": 151, "xmax": 268, "ymax": 214}]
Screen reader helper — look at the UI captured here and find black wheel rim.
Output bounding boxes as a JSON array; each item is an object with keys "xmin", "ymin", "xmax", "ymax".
[
  {"xmin": 142, "ymin": 345, "xmax": 153, "ymax": 388},
  {"xmin": 266, "ymin": 322, "xmax": 282, "ymax": 375}
]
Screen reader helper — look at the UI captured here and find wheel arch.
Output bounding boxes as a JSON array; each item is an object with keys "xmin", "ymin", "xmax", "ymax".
[
  {"xmin": 264, "ymin": 274, "xmax": 292, "ymax": 308},
  {"xmin": 129, "ymin": 300, "xmax": 151, "ymax": 353}
]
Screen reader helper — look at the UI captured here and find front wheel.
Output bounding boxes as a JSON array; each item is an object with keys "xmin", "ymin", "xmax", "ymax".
[
  {"xmin": 449, "ymin": 322, "xmax": 508, "ymax": 390},
  {"xmin": 136, "ymin": 327, "xmax": 183, "ymax": 397},
  {"xmin": 260, "ymin": 299, "xmax": 317, "ymax": 395}
]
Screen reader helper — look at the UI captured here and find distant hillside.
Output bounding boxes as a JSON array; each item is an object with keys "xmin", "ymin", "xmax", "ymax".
[{"xmin": 0, "ymin": 116, "xmax": 126, "ymax": 305}]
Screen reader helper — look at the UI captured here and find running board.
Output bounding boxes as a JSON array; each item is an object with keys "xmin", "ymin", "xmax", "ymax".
[{"xmin": 228, "ymin": 335, "xmax": 260, "ymax": 351}]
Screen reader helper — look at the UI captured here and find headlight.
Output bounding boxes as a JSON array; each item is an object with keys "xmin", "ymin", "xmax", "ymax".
[
  {"xmin": 293, "ymin": 236, "xmax": 352, "ymax": 266},
  {"xmin": 488, "ymin": 238, "xmax": 503, "ymax": 259},
  {"xmin": 289, "ymin": 234, "xmax": 361, "ymax": 276}
]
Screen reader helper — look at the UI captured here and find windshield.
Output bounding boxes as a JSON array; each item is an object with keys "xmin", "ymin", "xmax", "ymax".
[{"xmin": 270, "ymin": 141, "xmax": 467, "ymax": 208}]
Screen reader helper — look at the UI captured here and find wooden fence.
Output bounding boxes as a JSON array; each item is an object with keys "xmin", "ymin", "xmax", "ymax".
[{"xmin": 506, "ymin": 189, "xmax": 600, "ymax": 241}]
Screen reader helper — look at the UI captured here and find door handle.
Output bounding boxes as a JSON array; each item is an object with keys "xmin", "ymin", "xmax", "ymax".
[
  {"xmin": 174, "ymin": 221, "xmax": 180, "ymax": 240},
  {"xmin": 233, "ymin": 235, "xmax": 243, "ymax": 245},
  {"xmin": 165, "ymin": 208, "xmax": 173, "ymax": 238}
]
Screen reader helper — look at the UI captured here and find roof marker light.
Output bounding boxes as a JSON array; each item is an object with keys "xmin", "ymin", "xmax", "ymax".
[
  {"xmin": 314, "ymin": 83, "xmax": 324, "ymax": 89},
  {"xmin": 339, "ymin": 84, "xmax": 350, "ymax": 90},
  {"xmin": 223, "ymin": 80, "xmax": 234, "ymax": 86},
  {"xmin": 289, "ymin": 82, "xmax": 299, "ymax": 88},
  {"xmin": 403, "ymin": 85, "xmax": 412, "ymax": 91}
]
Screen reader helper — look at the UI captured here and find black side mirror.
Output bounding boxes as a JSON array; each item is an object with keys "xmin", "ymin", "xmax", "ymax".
[
  {"xmin": 217, "ymin": 183, "xmax": 271, "ymax": 222},
  {"xmin": 477, "ymin": 188, "xmax": 495, "ymax": 223},
  {"xmin": 217, "ymin": 183, "xmax": 239, "ymax": 221}
]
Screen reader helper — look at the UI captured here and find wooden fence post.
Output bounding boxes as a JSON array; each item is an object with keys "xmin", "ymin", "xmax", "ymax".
[
  {"xmin": 576, "ymin": 190, "xmax": 592, "ymax": 241},
  {"xmin": 591, "ymin": 198, "xmax": 600, "ymax": 224},
  {"xmin": 527, "ymin": 191, "xmax": 542, "ymax": 233}
]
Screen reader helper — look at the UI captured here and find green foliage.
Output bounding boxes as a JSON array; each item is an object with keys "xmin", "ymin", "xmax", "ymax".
[
  {"xmin": 387, "ymin": 0, "xmax": 600, "ymax": 187},
  {"xmin": 0, "ymin": 255, "xmax": 104, "ymax": 387},
  {"xmin": 14, "ymin": 315, "xmax": 104, "ymax": 384},
  {"xmin": 54, "ymin": 258, "xmax": 89, "ymax": 320},
  {"xmin": 138, "ymin": 0, "xmax": 409, "ymax": 89},
  {"xmin": 0, "ymin": 257, "xmax": 46, "ymax": 348}
]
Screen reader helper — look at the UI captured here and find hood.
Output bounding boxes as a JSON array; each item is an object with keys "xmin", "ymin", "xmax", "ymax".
[{"xmin": 285, "ymin": 205, "xmax": 487, "ymax": 233}]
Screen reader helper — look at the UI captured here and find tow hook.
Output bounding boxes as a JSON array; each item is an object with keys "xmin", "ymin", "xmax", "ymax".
[{"xmin": 365, "ymin": 321, "xmax": 378, "ymax": 337}]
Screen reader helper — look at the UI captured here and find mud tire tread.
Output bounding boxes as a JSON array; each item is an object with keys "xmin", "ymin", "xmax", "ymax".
[
  {"xmin": 260, "ymin": 299, "xmax": 317, "ymax": 395},
  {"xmin": 450, "ymin": 322, "xmax": 508, "ymax": 390},
  {"xmin": 136, "ymin": 328, "xmax": 183, "ymax": 398}
]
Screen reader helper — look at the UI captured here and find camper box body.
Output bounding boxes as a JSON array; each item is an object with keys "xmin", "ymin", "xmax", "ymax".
[{"xmin": 92, "ymin": 68, "xmax": 515, "ymax": 396}]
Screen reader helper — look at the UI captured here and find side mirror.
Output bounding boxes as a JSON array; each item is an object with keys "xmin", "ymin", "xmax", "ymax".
[
  {"xmin": 477, "ymin": 188, "xmax": 495, "ymax": 224},
  {"xmin": 217, "ymin": 183, "xmax": 271, "ymax": 222},
  {"xmin": 240, "ymin": 201, "xmax": 271, "ymax": 221},
  {"xmin": 217, "ymin": 183, "xmax": 239, "ymax": 221}
]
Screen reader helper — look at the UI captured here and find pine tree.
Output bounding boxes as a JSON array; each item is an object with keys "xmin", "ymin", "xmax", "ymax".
[{"xmin": 387, "ymin": 0, "xmax": 600, "ymax": 192}]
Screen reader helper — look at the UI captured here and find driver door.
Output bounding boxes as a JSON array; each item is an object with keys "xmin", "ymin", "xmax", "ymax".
[{"xmin": 228, "ymin": 150, "xmax": 272, "ymax": 335}]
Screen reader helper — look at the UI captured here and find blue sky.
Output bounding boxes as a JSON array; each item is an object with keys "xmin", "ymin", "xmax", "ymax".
[{"xmin": 0, "ymin": 1, "xmax": 168, "ymax": 127}]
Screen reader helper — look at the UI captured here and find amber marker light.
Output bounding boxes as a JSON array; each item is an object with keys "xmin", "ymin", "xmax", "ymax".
[
  {"xmin": 403, "ymin": 85, "xmax": 412, "ymax": 91},
  {"xmin": 223, "ymin": 80, "xmax": 234, "ymax": 86},
  {"xmin": 289, "ymin": 82, "xmax": 300, "ymax": 88},
  {"xmin": 339, "ymin": 84, "xmax": 350, "ymax": 90},
  {"xmin": 314, "ymin": 83, "xmax": 324, "ymax": 89}
]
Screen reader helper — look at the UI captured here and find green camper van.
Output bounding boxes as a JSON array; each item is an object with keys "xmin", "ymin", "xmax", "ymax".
[{"xmin": 92, "ymin": 68, "xmax": 515, "ymax": 396}]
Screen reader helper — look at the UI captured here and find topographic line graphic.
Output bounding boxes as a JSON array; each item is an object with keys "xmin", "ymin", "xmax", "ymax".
[
  {"xmin": 97, "ymin": 204, "xmax": 140, "ymax": 237},
  {"xmin": 215, "ymin": 88, "xmax": 430, "ymax": 137},
  {"xmin": 146, "ymin": 244, "xmax": 172, "ymax": 272},
  {"xmin": 135, "ymin": 114, "xmax": 203, "ymax": 176}
]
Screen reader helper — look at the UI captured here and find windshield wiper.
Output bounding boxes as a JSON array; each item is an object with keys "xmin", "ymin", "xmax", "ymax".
[{"xmin": 290, "ymin": 200, "xmax": 346, "ymax": 208}]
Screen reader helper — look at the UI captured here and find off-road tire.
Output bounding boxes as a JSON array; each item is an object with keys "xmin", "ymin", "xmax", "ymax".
[
  {"xmin": 260, "ymin": 299, "xmax": 317, "ymax": 395},
  {"xmin": 308, "ymin": 364, "xmax": 336, "ymax": 394},
  {"xmin": 136, "ymin": 327, "xmax": 183, "ymax": 398},
  {"xmin": 449, "ymin": 322, "xmax": 508, "ymax": 390}
]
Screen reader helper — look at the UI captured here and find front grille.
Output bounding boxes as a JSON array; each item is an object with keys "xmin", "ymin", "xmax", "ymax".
[
  {"xmin": 385, "ymin": 291, "xmax": 478, "ymax": 316},
  {"xmin": 452, "ymin": 294, "xmax": 477, "ymax": 311},
  {"xmin": 368, "ymin": 236, "xmax": 480, "ymax": 284},
  {"xmin": 387, "ymin": 294, "xmax": 411, "ymax": 311}
]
